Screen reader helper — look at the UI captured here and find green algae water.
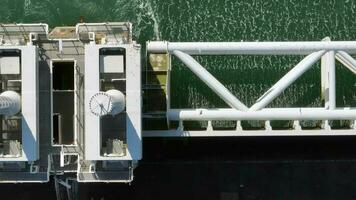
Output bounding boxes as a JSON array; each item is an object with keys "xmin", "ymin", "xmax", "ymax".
[{"xmin": 1, "ymin": 0, "xmax": 355, "ymax": 121}]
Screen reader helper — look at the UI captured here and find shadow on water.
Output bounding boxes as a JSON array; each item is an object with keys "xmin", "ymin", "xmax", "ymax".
[
  {"xmin": 78, "ymin": 136, "xmax": 356, "ymax": 200},
  {"xmin": 3, "ymin": 136, "xmax": 356, "ymax": 200},
  {"xmin": 77, "ymin": 136, "xmax": 356, "ymax": 200}
]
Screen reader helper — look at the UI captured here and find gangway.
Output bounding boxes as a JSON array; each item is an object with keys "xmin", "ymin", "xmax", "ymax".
[{"xmin": 144, "ymin": 39, "xmax": 356, "ymax": 137}]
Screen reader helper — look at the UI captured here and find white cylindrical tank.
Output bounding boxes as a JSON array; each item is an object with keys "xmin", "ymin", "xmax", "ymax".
[
  {"xmin": 0, "ymin": 91, "xmax": 21, "ymax": 116},
  {"xmin": 89, "ymin": 89, "xmax": 125, "ymax": 116}
]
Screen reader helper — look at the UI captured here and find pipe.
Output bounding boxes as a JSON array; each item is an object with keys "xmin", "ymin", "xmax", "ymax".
[
  {"xmin": 0, "ymin": 91, "xmax": 21, "ymax": 116},
  {"xmin": 147, "ymin": 41, "xmax": 356, "ymax": 55},
  {"xmin": 173, "ymin": 50, "xmax": 248, "ymax": 111},
  {"xmin": 336, "ymin": 51, "xmax": 356, "ymax": 74},
  {"xmin": 167, "ymin": 108, "xmax": 356, "ymax": 121},
  {"xmin": 249, "ymin": 50, "xmax": 326, "ymax": 111}
]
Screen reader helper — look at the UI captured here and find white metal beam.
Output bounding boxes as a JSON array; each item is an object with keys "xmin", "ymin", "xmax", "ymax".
[
  {"xmin": 322, "ymin": 51, "xmax": 336, "ymax": 109},
  {"xmin": 147, "ymin": 41, "xmax": 356, "ymax": 55},
  {"xmin": 249, "ymin": 50, "xmax": 326, "ymax": 111},
  {"xmin": 173, "ymin": 50, "xmax": 248, "ymax": 111},
  {"xmin": 143, "ymin": 129, "xmax": 356, "ymax": 137},
  {"xmin": 167, "ymin": 108, "xmax": 356, "ymax": 121},
  {"xmin": 335, "ymin": 51, "xmax": 356, "ymax": 74},
  {"xmin": 328, "ymin": 50, "xmax": 336, "ymax": 109}
]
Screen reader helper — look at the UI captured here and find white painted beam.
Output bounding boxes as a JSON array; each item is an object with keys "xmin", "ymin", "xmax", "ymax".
[
  {"xmin": 335, "ymin": 51, "xmax": 356, "ymax": 74},
  {"xmin": 147, "ymin": 41, "xmax": 356, "ymax": 55},
  {"xmin": 249, "ymin": 50, "xmax": 326, "ymax": 111},
  {"xmin": 173, "ymin": 50, "xmax": 248, "ymax": 111},
  {"xmin": 322, "ymin": 51, "xmax": 336, "ymax": 109},
  {"xmin": 143, "ymin": 129, "xmax": 356, "ymax": 137},
  {"xmin": 167, "ymin": 108, "xmax": 356, "ymax": 121}
]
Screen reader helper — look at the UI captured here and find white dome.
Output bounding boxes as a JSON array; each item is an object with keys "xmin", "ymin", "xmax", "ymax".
[
  {"xmin": 89, "ymin": 89, "xmax": 125, "ymax": 116},
  {"xmin": 0, "ymin": 91, "xmax": 21, "ymax": 116}
]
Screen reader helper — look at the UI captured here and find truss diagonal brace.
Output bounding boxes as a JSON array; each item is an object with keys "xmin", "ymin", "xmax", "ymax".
[
  {"xmin": 173, "ymin": 50, "xmax": 248, "ymax": 111},
  {"xmin": 335, "ymin": 51, "xmax": 356, "ymax": 74},
  {"xmin": 250, "ymin": 50, "xmax": 326, "ymax": 111}
]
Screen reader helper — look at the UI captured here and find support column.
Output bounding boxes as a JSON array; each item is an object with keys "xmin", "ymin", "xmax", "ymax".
[{"xmin": 327, "ymin": 51, "xmax": 336, "ymax": 109}]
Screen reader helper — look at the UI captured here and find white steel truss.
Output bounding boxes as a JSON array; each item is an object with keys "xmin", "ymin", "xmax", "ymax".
[{"xmin": 145, "ymin": 39, "xmax": 356, "ymax": 137}]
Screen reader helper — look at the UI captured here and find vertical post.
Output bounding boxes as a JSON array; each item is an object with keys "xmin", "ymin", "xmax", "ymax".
[
  {"xmin": 322, "ymin": 50, "xmax": 336, "ymax": 109},
  {"xmin": 327, "ymin": 50, "xmax": 336, "ymax": 109},
  {"xmin": 321, "ymin": 45, "xmax": 329, "ymax": 104},
  {"xmin": 321, "ymin": 37, "xmax": 336, "ymax": 109}
]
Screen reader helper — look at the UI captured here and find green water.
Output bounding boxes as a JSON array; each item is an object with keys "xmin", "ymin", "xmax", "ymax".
[{"xmin": 1, "ymin": 0, "xmax": 355, "ymax": 120}]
